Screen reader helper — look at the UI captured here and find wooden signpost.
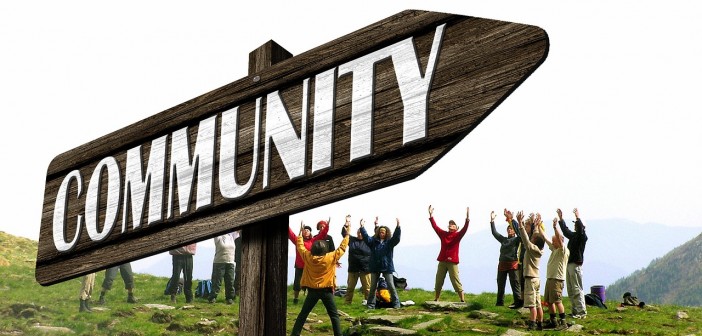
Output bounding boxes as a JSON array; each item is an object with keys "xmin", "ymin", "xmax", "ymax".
[{"xmin": 37, "ymin": 9, "xmax": 548, "ymax": 334}]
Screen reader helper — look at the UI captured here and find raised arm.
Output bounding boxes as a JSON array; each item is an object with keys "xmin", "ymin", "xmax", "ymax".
[
  {"xmin": 556, "ymin": 208, "xmax": 575, "ymax": 238},
  {"xmin": 429, "ymin": 205, "xmax": 444, "ymax": 236},
  {"xmin": 288, "ymin": 225, "xmax": 298, "ymax": 243},
  {"xmin": 459, "ymin": 207, "xmax": 470, "ymax": 236},
  {"xmin": 553, "ymin": 217, "xmax": 563, "ymax": 244},
  {"xmin": 360, "ymin": 219, "xmax": 373, "ymax": 244},
  {"xmin": 490, "ymin": 211, "xmax": 506, "ymax": 242},
  {"xmin": 390, "ymin": 218, "xmax": 401, "ymax": 246},
  {"xmin": 341, "ymin": 215, "xmax": 351, "ymax": 236}
]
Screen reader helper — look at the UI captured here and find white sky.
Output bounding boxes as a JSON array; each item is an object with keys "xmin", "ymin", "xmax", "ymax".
[{"xmin": 1, "ymin": 1, "xmax": 701, "ymax": 250}]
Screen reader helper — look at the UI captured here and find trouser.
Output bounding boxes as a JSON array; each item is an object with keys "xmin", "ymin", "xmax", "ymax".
[
  {"xmin": 496, "ymin": 268, "xmax": 521, "ymax": 304},
  {"xmin": 80, "ymin": 273, "xmax": 96, "ymax": 300},
  {"xmin": 168, "ymin": 255, "xmax": 194, "ymax": 300},
  {"xmin": 566, "ymin": 263, "xmax": 587, "ymax": 315},
  {"xmin": 367, "ymin": 272, "xmax": 400, "ymax": 308},
  {"xmin": 210, "ymin": 262, "xmax": 236, "ymax": 300},
  {"xmin": 435, "ymin": 261, "xmax": 463, "ymax": 293},
  {"xmin": 517, "ymin": 263, "xmax": 525, "ymax": 300},
  {"xmin": 102, "ymin": 263, "xmax": 134, "ymax": 290},
  {"xmin": 344, "ymin": 271, "xmax": 371, "ymax": 303},
  {"xmin": 292, "ymin": 267, "xmax": 303, "ymax": 292},
  {"xmin": 291, "ymin": 288, "xmax": 342, "ymax": 336}
]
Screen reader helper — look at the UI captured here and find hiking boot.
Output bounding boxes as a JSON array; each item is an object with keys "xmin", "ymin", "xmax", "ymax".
[
  {"xmin": 170, "ymin": 295, "xmax": 176, "ymax": 304},
  {"xmin": 557, "ymin": 319, "xmax": 568, "ymax": 330},
  {"xmin": 185, "ymin": 298, "xmax": 193, "ymax": 304},
  {"xmin": 361, "ymin": 299, "xmax": 368, "ymax": 306},
  {"xmin": 526, "ymin": 321, "xmax": 536, "ymax": 331},
  {"xmin": 127, "ymin": 293, "xmax": 138, "ymax": 304},
  {"xmin": 543, "ymin": 320, "xmax": 557, "ymax": 329},
  {"xmin": 98, "ymin": 293, "xmax": 106, "ymax": 305},
  {"xmin": 496, "ymin": 302, "xmax": 504, "ymax": 306},
  {"xmin": 79, "ymin": 299, "xmax": 93, "ymax": 313},
  {"xmin": 226, "ymin": 299, "xmax": 234, "ymax": 305},
  {"xmin": 208, "ymin": 298, "xmax": 216, "ymax": 304},
  {"xmin": 508, "ymin": 301, "xmax": 523, "ymax": 309},
  {"xmin": 536, "ymin": 321, "xmax": 543, "ymax": 331}
]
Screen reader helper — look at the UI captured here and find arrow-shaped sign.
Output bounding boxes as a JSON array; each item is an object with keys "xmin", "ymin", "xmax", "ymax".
[{"xmin": 37, "ymin": 10, "xmax": 548, "ymax": 285}]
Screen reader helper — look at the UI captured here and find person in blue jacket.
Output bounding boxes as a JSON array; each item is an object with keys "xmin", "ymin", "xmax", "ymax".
[
  {"xmin": 360, "ymin": 217, "xmax": 401, "ymax": 309},
  {"xmin": 341, "ymin": 215, "xmax": 372, "ymax": 305}
]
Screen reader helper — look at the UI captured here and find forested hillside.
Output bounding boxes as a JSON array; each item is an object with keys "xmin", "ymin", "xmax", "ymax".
[{"xmin": 607, "ymin": 232, "xmax": 702, "ymax": 306}]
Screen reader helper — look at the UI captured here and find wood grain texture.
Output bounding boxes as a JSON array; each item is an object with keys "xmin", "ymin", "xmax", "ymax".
[
  {"xmin": 36, "ymin": 9, "xmax": 548, "ymax": 285},
  {"xmin": 238, "ymin": 41, "xmax": 289, "ymax": 336}
]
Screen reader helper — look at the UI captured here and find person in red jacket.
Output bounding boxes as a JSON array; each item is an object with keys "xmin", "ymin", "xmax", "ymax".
[
  {"xmin": 429, "ymin": 205, "xmax": 469, "ymax": 302},
  {"xmin": 288, "ymin": 219, "xmax": 329, "ymax": 304}
]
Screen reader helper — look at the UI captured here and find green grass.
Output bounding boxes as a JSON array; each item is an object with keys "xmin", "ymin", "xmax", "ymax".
[{"xmin": 1, "ymin": 232, "xmax": 701, "ymax": 335}]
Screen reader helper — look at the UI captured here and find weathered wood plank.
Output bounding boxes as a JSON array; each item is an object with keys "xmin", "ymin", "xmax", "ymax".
[
  {"xmin": 239, "ymin": 41, "xmax": 290, "ymax": 336},
  {"xmin": 37, "ymin": 10, "xmax": 548, "ymax": 285}
]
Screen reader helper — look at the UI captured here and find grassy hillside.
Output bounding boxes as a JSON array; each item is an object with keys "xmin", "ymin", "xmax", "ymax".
[
  {"xmin": 607, "ymin": 232, "xmax": 702, "ymax": 306},
  {"xmin": 1, "ymin": 231, "xmax": 700, "ymax": 335}
]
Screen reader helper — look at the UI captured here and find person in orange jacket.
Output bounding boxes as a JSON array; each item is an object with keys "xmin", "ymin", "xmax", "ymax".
[{"xmin": 290, "ymin": 220, "xmax": 349, "ymax": 336}]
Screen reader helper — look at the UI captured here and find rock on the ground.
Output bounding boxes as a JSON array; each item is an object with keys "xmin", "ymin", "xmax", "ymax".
[
  {"xmin": 502, "ymin": 329, "xmax": 529, "ymax": 336},
  {"xmin": 143, "ymin": 304, "xmax": 175, "ymax": 310},
  {"xmin": 422, "ymin": 301, "xmax": 469, "ymax": 311},
  {"xmin": 411, "ymin": 318, "xmax": 443, "ymax": 330},
  {"xmin": 31, "ymin": 325, "xmax": 74, "ymax": 334},
  {"xmin": 567, "ymin": 324, "xmax": 584, "ymax": 332},
  {"xmin": 363, "ymin": 315, "xmax": 413, "ymax": 325},
  {"xmin": 676, "ymin": 311, "xmax": 689, "ymax": 319},
  {"xmin": 468, "ymin": 310, "xmax": 500, "ymax": 319},
  {"xmin": 368, "ymin": 326, "xmax": 417, "ymax": 335}
]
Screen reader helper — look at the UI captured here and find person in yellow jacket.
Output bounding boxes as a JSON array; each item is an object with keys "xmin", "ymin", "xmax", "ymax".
[{"xmin": 291, "ymin": 220, "xmax": 350, "ymax": 336}]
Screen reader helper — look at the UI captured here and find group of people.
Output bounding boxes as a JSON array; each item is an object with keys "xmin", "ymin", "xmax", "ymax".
[
  {"xmin": 77, "ymin": 230, "xmax": 242, "ymax": 313},
  {"xmin": 488, "ymin": 208, "xmax": 588, "ymax": 330},
  {"xmin": 288, "ymin": 206, "xmax": 588, "ymax": 335}
]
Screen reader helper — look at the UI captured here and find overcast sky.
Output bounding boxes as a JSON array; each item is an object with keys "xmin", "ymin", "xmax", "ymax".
[{"xmin": 2, "ymin": 1, "xmax": 701, "ymax": 251}]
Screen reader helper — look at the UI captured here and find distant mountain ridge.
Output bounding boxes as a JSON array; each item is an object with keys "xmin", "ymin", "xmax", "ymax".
[{"xmin": 606, "ymin": 231, "xmax": 702, "ymax": 306}]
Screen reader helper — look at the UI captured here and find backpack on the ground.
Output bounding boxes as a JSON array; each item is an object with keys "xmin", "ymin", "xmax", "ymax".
[
  {"xmin": 585, "ymin": 293, "xmax": 607, "ymax": 309},
  {"xmin": 375, "ymin": 276, "xmax": 393, "ymax": 307},
  {"xmin": 393, "ymin": 272, "xmax": 408, "ymax": 290},
  {"xmin": 334, "ymin": 286, "xmax": 347, "ymax": 297},
  {"xmin": 195, "ymin": 279, "xmax": 212, "ymax": 298},
  {"xmin": 622, "ymin": 292, "xmax": 645, "ymax": 308},
  {"xmin": 164, "ymin": 277, "xmax": 184, "ymax": 295}
]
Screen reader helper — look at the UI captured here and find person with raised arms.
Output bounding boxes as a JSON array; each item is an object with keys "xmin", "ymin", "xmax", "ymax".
[{"xmin": 428, "ymin": 205, "xmax": 469, "ymax": 302}]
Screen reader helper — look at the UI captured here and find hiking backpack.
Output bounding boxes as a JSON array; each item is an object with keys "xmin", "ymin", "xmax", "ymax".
[{"xmin": 195, "ymin": 279, "xmax": 213, "ymax": 298}]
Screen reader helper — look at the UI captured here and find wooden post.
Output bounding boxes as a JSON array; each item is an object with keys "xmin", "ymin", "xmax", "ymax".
[{"xmin": 238, "ymin": 40, "xmax": 293, "ymax": 335}]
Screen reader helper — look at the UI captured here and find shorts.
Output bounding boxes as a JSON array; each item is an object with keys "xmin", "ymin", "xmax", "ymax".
[
  {"xmin": 523, "ymin": 276, "xmax": 541, "ymax": 308},
  {"xmin": 544, "ymin": 278, "xmax": 564, "ymax": 304}
]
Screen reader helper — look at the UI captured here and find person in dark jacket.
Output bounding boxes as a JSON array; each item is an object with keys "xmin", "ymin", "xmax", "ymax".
[
  {"xmin": 341, "ymin": 215, "xmax": 372, "ymax": 305},
  {"xmin": 360, "ymin": 217, "xmax": 401, "ymax": 309},
  {"xmin": 558, "ymin": 208, "xmax": 588, "ymax": 318},
  {"xmin": 490, "ymin": 209, "xmax": 522, "ymax": 307},
  {"xmin": 166, "ymin": 243, "xmax": 197, "ymax": 304}
]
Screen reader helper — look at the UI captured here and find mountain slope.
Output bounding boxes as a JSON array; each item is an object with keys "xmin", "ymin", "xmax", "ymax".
[{"xmin": 606, "ymin": 231, "xmax": 702, "ymax": 306}]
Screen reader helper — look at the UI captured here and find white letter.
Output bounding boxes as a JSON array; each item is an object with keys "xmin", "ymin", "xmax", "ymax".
[
  {"xmin": 122, "ymin": 135, "xmax": 167, "ymax": 232},
  {"xmin": 263, "ymin": 80, "xmax": 309, "ymax": 189},
  {"xmin": 167, "ymin": 115, "xmax": 217, "ymax": 218},
  {"xmin": 85, "ymin": 157, "xmax": 121, "ymax": 242},
  {"xmin": 219, "ymin": 104, "xmax": 261, "ymax": 199},
  {"xmin": 311, "ymin": 68, "xmax": 336, "ymax": 174},
  {"xmin": 52, "ymin": 170, "xmax": 83, "ymax": 252},
  {"xmin": 337, "ymin": 23, "xmax": 446, "ymax": 160},
  {"xmin": 395, "ymin": 24, "xmax": 445, "ymax": 144}
]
